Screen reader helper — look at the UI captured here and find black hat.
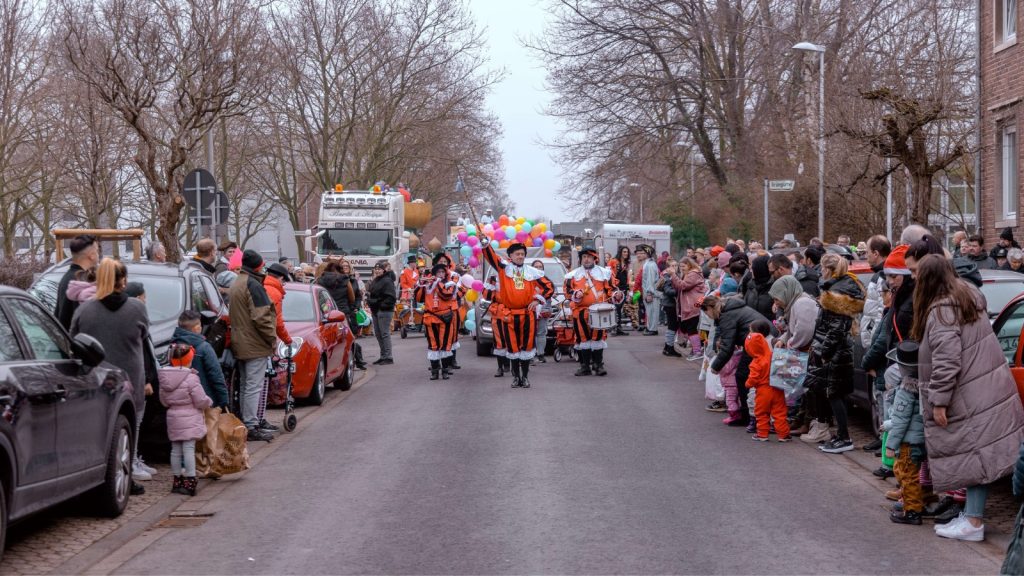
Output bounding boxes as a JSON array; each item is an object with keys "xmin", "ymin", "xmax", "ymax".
[
  {"xmin": 431, "ymin": 263, "xmax": 448, "ymax": 277},
  {"xmin": 885, "ymin": 341, "xmax": 919, "ymax": 367},
  {"xmin": 578, "ymin": 247, "xmax": 598, "ymax": 259},
  {"xmin": 1002, "ymin": 227, "xmax": 1015, "ymax": 242},
  {"xmin": 994, "ymin": 246, "xmax": 1009, "ymax": 259},
  {"xmin": 634, "ymin": 244, "xmax": 653, "ymax": 256},
  {"xmin": 433, "ymin": 253, "xmax": 452, "ymax": 266},
  {"xmin": 506, "ymin": 242, "xmax": 527, "ymax": 256},
  {"xmin": 407, "ymin": 254, "xmax": 418, "ymax": 264},
  {"xmin": 124, "ymin": 282, "xmax": 145, "ymax": 298},
  {"xmin": 266, "ymin": 262, "xmax": 290, "ymax": 279},
  {"xmin": 241, "ymin": 249, "xmax": 263, "ymax": 271}
]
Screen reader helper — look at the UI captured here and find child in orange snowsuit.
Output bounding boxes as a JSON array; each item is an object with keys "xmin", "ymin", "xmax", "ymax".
[{"xmin": 745, "ymin": 319, "xmax": 791, "ymax": 442}]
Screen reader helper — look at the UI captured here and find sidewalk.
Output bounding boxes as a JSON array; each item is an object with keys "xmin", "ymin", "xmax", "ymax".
[{"xmin": 0, "ymin": 368, "xmax": 371, "ymax": 576}]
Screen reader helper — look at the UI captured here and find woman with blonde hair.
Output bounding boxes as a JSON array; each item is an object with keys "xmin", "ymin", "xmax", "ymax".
[{"xmin": 71, "ymin": 258, "xmax": 151, "ymax": 494}]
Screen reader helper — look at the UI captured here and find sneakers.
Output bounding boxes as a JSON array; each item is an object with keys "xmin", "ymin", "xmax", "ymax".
[
  {"xmin": 872, "ymin": 466, "xmax": 895, "ymax": 479},
  {"xmin": 933, "ymin": 503, "xmax": 965, "ymax": 524},
  {"xmin": 135, "ymin": 457, "xmax": 157, "ymax": 476},
  {"xmin": 885, "ymin": 488, "xmax": 903, "ymax": 502},
  {"xmin": 777, "ymin": 436, "xmax": 792, "ymax": 443},
  {"xmin": 751, "ymin": 435, "xmax": 769, "ymax": 442},
  {"xmin": 373, "ymin": 358, "xmax": 394, "ymax": 365},
  {"xmin": 862, "ymin": 438, "xmax": 883, "ymax": 451},
  {"xmin": 935, "ymin": 514, "xmax": 984, "ymax": 541},
  {"xmin": 818, "ymin": 438, "xmax": 854, "ymax": 453},
  {"xmin": 686, "ymin": 352, "xmax": 704, "ymax": 362},
  {"xmin": 745, "ymin": 421, "xmax": 757, "ymax": 434},
  {"xmin": 923, "ymin": 497, "xmax": 956, "ymax": 519},
  {"xmin": 130, "ymin": 481, "xmax": 146, "ymax": 495},
  {"xmin": 246, "ymin": 427, "xmax": 274, "ymax": 442},
  {"xmin": 132, "ymin": 463, "xmax": 153, "ymax": 481},
  {"xmin": 705, "ymin": 401, "xmax": 727, "ymax": 412},
  {"xmin": 258, "ymin": 419, "xmax": 279, "ymax": 432},
  {"xmin": 890, "ymin": 510, "xmax": 923, "ymax": 525},
  {"xmin": 799, "ymin": 420, "xmax": 831, "ymax": 443}
]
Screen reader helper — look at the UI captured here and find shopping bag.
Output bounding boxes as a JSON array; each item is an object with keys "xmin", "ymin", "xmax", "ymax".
[
  {"xmin": 195, "ymin": 408, "xmax": 251, "ymax": 479},
  {"xmin": 769, "ymin": 348, "xmax": 809, "ymax": 403},
  {"xmin": 881, "ymin": 431, "xmax": 895, "ymax": 469},
  {"xmin": 705, "ymin": 367, "xmax": 724, "ymax": 401}
]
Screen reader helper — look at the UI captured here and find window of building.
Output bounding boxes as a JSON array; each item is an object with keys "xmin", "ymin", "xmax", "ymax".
[
  {"xmin": 996, "ymin": 0, "xmax": 1018, "ymax": 46},
  {"xmin": 1003, "ymin": 124, "xmax": 1019, "ymax": 220}
]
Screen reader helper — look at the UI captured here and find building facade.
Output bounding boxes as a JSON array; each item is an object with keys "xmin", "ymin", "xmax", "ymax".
[{"xmin": 980, "ymin": 0, "xmax": 1023, "ymax": 245}]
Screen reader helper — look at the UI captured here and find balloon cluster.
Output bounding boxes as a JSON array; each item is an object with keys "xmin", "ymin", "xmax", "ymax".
[
  {"xmin": 463, "ymin": 299, "xmax": 478, "ymax": 332},
  {"xmin": 455, "ymin": 214, "xmax": 562, "ymax": 268}
]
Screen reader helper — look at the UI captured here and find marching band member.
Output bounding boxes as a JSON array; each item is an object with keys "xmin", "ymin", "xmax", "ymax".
[
  {"xmin": 415, "ymin": 262, "xmax": 460, "ymax": 380},
  {"xmin": 481, "ymin": 241, "xmax": 555, "ymax": 388},
  {"xmin": 564, "ymin": 247, "xmax": 622, "ymax": 376},
  {"xmin": 482, "ymin": 274, "xmax": 510, "ymax": 377}
]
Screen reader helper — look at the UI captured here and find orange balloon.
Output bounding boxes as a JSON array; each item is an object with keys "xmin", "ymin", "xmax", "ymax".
[
  {"xmin": 498, "ymin": 215, "xmax": 509, "ymax": 226},
  {"xmin": 543, "ymin": 239, "xmax": 555, "ymax": 249},
  {"xmin": 544, "ymin": 249, "xmax": 553, "ymax": 257}
]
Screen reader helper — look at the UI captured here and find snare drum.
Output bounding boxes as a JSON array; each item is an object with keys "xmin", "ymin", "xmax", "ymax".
[{"xmin": 588, "ymin": 303, "xmax": 616, "ymax": 329}]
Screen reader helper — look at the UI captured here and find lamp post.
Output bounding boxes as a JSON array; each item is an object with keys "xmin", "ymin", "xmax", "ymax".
[
  {"xmin": 629, "ymin": 182, "xmax": 641, "ymax": 222},
  {"xmin": 793, "ymin": 41, "xmax": 826, "ymax": 240}
]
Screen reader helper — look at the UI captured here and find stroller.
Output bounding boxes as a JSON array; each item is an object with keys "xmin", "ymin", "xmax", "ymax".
[{"xmin": 550, "ymin": 297, "xmax": 578, "ymax": 362}]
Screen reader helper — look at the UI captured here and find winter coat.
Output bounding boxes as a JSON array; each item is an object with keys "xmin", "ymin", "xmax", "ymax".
[
  {"xmin": 1014, "ymin": 442, "xmax": 1024, "ymax": 497},
  {"xmin": 953, "ymin": 257, "xmax": 984, "ymax": 287},
  {"xmin": 66, "ymin": 280, "xmax": 96, "ymax": 302},
  {"xmin": 794, "ymin": 265, "xmax": 821, "ymax": 298},
  {"xmin": 673, "ymin": 270, "xmax": 705, "ymax": 321},
  {"xmin": 158, "ymin": 367, "xmax": 212, "ymax": 442},
  {"xmin": 862, "ymin": 279, "xmax": 915, "ymax": 374},
  {"xmin": 367, "ymin": 274, "xmax": 398, "ymax": 313},
  {"xmin": 318, "ymin": 272, "xmax": 359, "ymax": 316},
  {"xmin": 743, "ymin": 332, "xmax": 772, "ymax": 388},
  {"xmin": 968, "ymin": 253, "xmax": 997, "ymax": 270},
  {"xmin": 741, "ymin": 276, "xmax": 776, "ymax": 321},
  {"xmin": 171, "ymin": 327, "xmax": 229, "ymax": 408},
  {"xmin": 71, "ymin": 292, "xmax": 149, "ymax": 409},
  {"xmin": 658, "ymin": 272, "xmax": 677, "ymax": 310},
  {"xmin": 641, "ymin": 260, "xmax": 661, "ymax": 299},
  {"xmin": 780, "ymin": 293, "xmax": 818, "ymax": 351},
  {"xmin": 860, "ymin": 264, "xmax": 885, "ymax": 348},
  {"xmin": 885, "ymin": 376, "xmax": 926, "ymax": 451},
  {"xmin": 709, "ymin": 298, "xmax": 773, "ymax": 373},
  {"xmin": 263, "ymin": 275, "xmax": 292, "ymax": 344},
  {"xmin": 919, "ymin": 289, "xmax": 1024, "ymax": 492},
  {"xmin": 805, "ymin": 273, "xmax": 865, "ymax": 398},
  {"xmin": 228, "ymin": 268, "xmax": 278, "ymax": 361},
  {"xmin": 55, "ymin": 263, "xmax": 85, "ymax": 330}
]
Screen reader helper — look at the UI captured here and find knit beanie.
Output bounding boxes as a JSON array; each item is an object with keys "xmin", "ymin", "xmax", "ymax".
[
  {"xmin": 241, "ymin": 249, "xmax": 263, "ymax": 271},
  {"xmin": 883, "ymin": 244, "xmax": 911, "ymax": 276}
]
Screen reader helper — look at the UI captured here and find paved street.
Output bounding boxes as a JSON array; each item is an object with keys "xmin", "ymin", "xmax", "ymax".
[{"xmin": 104, "ymin": 333, "xmax": 1002, "ymax": 575}]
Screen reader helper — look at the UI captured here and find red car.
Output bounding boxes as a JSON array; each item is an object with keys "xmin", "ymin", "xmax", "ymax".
[{"xmin": 270, "ymin": 282, "xmax": 355, "ymax": 406}]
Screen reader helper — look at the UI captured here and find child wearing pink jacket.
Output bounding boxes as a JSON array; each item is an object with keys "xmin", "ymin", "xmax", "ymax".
[{"xmin": 159, "ymin": 343, "xmax": 212, "ymax": 496}]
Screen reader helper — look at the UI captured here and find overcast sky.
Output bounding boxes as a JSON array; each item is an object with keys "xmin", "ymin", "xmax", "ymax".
[{"xmin": 466, "ymin": 0, "xmax": 573, "ymax": 223}]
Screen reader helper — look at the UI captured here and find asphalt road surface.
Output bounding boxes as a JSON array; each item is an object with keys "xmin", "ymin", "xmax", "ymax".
[{"xmin": 113, "ymin": 333, "xmax": 1003, "ymax": 574}]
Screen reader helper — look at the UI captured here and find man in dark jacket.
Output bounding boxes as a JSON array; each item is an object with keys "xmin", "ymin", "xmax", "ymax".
[
  {"xmin": 367, "ymin": 262, "xmax": 397, "ymax": 364},
  {"xmin": 796, "ymin": 246, "xmax": 824, "ymax": 297},
  {"xmin": 171, "ymin": 310, "xmax": 229, "ymax": 408},
  {"xmin": 992, "ymin": 227, "xmax": 1021, "ymax": 260},
  {"xmin": 741, "ymin": 255, "xmax": 776, "ymax": 321},
  {"xmin": 967, "ymin": 235, "xmax": 997, "ymax": 270},
  {"xmin": 228, "ymin": 250, "xmax": 278, "ymax": 442},
  {"xmin": 192, "ymin": 238, "xmax": 219, "ymax": 275},
  {"xmin": 703, "ymin": 295, "xmax": 775, "ymax": 425},
  {"xmin": 55, "ymin": 234, "xmax": 99, "ymax": 330}
]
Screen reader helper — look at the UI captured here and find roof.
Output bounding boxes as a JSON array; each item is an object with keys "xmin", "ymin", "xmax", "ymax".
[
  {"xmin": 40, "ymin": 260, "xmax": 205, "ymax": 279},
  {"xmin": 980, "ymin": 269, "xmax": 1024, "ymax": 281}
]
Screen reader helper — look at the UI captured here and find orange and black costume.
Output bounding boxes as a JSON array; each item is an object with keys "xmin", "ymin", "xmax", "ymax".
[
  {"xmin": 564, "ymin": 258, "xmax": 617, "ymax": 376},
  {"xmin": 482, "ymin": 275, "xmax": 511, "ymax": 377},
  {"xmin": 415, "ymin": 263, "xmax": 460, "ymax": 380},
  {"xmin": 481, "ymin": 243, "xmax": 555, "ymax": 387}
]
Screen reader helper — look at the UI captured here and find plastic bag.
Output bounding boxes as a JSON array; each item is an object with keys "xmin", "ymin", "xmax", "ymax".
[
  {"xmin": 195, "ymin": 408, "xmax": 251, "ymax": 478},
  {"xmin": 355, "ymin": 308, "xmax": 371, "ymax": 327},
  {"xmin": 769, "ymin": 347, "xmax": 809, "ymax": 403}
]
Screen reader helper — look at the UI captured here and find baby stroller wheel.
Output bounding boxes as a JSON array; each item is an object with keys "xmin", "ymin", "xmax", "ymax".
[
  {"xmin": 553, "ymin": 349, "xmax": 562, "ymax": 362},
  {"xmin": 569, "ymin": 348, "xmax": 578, "ymax": 361},
  {"xmin": 283, "ymin": 413, "xmax": 298, "ymax": 432},
  {"xmin": 401, "ymin": 325, "xmax": 408, "ymax": 339}
]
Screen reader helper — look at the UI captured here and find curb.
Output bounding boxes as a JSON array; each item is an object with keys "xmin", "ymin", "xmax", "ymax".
[{"xmin": 49, "ymin": 367, "xmax": 373, "ymax": 576}]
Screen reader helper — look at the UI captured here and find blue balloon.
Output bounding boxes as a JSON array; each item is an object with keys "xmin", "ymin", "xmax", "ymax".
[
  {"xmin": 490, "ymin": 240, "xmax": 500, "ymax": 250},
  {"xmin": 460, "ymin": 245, "xmax": 473, "ymax": 258},
  {"xmin": 464, "ymin": 320, "xmax": 476, "ymax": 331}
]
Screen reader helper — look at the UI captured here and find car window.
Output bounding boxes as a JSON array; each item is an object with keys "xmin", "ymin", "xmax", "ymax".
[
  {"xmin": 544, "ymin": 262, "xmax": 567, "ymax": 289},
  {"xmin": 6, "ymin": 298, "xmax": 70, "ymax": 361},
  {"xmin": 316, "ymin": 289, "xmax": 335, "ymax": 318},
  {"xmin": 982, "ymin": 281, "xmax": 1024, "ymax": 318},
  {"xmin": 282, "ymin": 290, "xmax": 316, "ymax": 322},
  {"xmin": 138, "ymin": 277, "xmax": 185, "ymax": 323},
  {"xmin": 996, "ymin": 300, "xmax": 1024, "ymax": 364},
  {"xmin": 191, "ymin": 275, "xmax": 214, "ymax": 315},
  {"xmin": 0, "ymin": 307, "xmax": 25, "ymax": 362},
  {"xmin": 199, "ymin": 275, "xmax": 222, "ymax": 313}
]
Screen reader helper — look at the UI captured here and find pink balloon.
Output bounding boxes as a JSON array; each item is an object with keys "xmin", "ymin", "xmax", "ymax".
[
  {"xmin": 467, "ymin": 235, "xmax": 479, "ymax": 246},
  {"xmin": 457, "ymin": 231, "xmax": 468, "ymax": 243},
  {"xmin": 493, "ymin": 229, "xmax": 506, "ymax": 241},
  {"xmin": 471, "ymin": 280, "xmax": 484, "ymax": 292},
  {"xmin": 472, "ymin": 244, "xmax": 482, "ymax": 254},
  {"xmin": 468, "ymin": 256, "xmax": 479, "ymax": 268}
]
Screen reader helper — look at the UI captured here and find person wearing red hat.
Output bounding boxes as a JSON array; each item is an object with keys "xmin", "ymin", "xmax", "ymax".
[
  {"xmin": 565, "ymin": 247, "xmax": 623, "ymax": 376},
  {"xmin": 482, "ymin": 241, "xmax": 555, "ymax": 388}
]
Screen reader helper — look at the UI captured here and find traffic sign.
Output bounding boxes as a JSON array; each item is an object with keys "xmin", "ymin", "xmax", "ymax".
[
  {"xmin": 768, "ymin": 180, "xmax": 795, "ymax": 192},
  {"xmin": 183, "ymin": 169, "xmax": 216, "ymax": 208}
]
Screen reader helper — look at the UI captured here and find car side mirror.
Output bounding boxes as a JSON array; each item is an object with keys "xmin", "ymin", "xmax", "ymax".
[
  {"xmin": 325, "ymin": 310, "xmax": 346, "ymax": 324},
  {"xmin": 71, "ymin": 333, "xmax": 106, "ymax": 367}
]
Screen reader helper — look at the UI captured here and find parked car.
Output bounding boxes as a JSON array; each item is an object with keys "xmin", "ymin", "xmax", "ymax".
[
  {"xmin": 30, "ymin": 260, "xmax": 229, "ymax": 452},
  {"xmin": 0, "ymin": 287, "xmax": 138, "ymax": 558},
  {"xmin": 474, "ymin": 257, "xmax": 567, "ymax": 356},
  {"xmin": 269, "ymin": 282, "xmax": 355, "ymax": 406}
]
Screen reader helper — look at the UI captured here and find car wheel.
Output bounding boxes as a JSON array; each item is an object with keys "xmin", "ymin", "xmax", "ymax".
[
  {"xmin": 306, "ymin": 357, "xmax": 326, "ymax": 406},
  {"xmin": 336, "ymin": 350, "xmax": 354, "ymax": 391},
  {"xmin": 92, "ymin": 414, "xmax": 132, "ymax": 517},
  {"xmin": 476, "ymin": 339, "xmax": 492, "ymax": 356}
]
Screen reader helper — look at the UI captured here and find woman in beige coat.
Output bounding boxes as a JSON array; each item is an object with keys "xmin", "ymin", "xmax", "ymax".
[{"xmin": 913, "ymin": 254, "xmax": 1024, "ymax": 542}]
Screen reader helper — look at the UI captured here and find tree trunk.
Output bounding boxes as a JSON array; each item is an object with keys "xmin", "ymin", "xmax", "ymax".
[
  {"xmin": 912, "ymin": 172, "xmax": 933, "ymax": 227},
  {"xmin": 156, "ymin": 188, "xmax": 184, "ymax": 263}
]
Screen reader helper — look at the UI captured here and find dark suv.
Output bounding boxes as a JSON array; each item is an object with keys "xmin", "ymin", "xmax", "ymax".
[
  {"xmin": 0, "ymin": 287, "xmax": 137, "ymax": 558},
  {"xmin": 31, "ymin": 260, "xmax": 228, "ymax": 451}
]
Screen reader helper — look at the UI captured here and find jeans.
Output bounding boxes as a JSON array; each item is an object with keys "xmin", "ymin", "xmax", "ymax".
[
  {"xmin": 965, "ymin": 484, "xmax": 990, "ymax": 519},
  {"xmin": 663, "ymin": 306, "xmax": 677, "ymax": 346},
  {"xmin": 535, "ymin": 316, "xmax": 548, "ymax": 356},
  {"xmin": 134, "ymin": 409, "xmax": 144, "ymax": 466},
  {"xmin": 372, "ymin": 310, "xmax": 394, "ymax": 360},
  {"xmin": 170, "ymin": 440, "xmax": 197, "ymax": 477},
  {"xmin": 645, "ymin": 297, "xmax": 661, "ymax": 331},
  {"xmin": 238, "ymin": 358, "xmax": 267, "ymax": 429}
]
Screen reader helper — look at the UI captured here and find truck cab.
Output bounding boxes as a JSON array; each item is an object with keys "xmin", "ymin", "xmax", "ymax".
[{"xmin": 310, "ymin": 190, "xmax": 410, "ymax": 277}]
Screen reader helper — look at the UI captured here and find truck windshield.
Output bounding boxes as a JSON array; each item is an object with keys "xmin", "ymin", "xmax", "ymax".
[{"xmin": 319, "ymin": 229, "xmax": 393, "ymax": 256}]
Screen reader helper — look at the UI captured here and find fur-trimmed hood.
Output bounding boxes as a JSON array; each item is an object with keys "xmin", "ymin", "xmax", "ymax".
[{"xmin": 819, "ymin": 273, "xmax": 865, "ymax": 317}]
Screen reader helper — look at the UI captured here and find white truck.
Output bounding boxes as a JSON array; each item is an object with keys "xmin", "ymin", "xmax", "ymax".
[
  {"xmin": 310, "ymin": 189, "xmax": 410, "ymax": 277},
  {"xmin": 594, "ymin": 223, "xmax": 672, "ymax": 257}
]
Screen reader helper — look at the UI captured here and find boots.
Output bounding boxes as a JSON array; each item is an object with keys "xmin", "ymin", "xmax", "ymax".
[
  {"xmin": 800, "ymin": 419, "xmax": 831, "ymax": 443},
  {"xmin": 663, "ymin": 344, "xmax": 682, "ymax": 357},
  {"xmin": 494, "ymin": 356, "xmax": 508, "ymax": 377},
  {"xmin": 441, "ymin": 356, "xmax": 453, "ymax": 380},
  {"xmin": 519, "ymin": 359, "xmax": 531, "ymax": 388},
  {"xmin": 450, "ymin": 350, "xmax": 461, "ymax": 369},
  {"xmin": 172, "ymin": 475, "xmax": 186, "ymax": 495},
  {"xmin": 181, "ymin": 476, "xmax": 198, "ymax": 497},
  {"xmin": 575, "ymin": 349, "xmax": 593, "ymax": 376},
  {"xmin": 592, "ymin": 349, "xmax": 607, "ymax": 376},
  {"xmin": 510, "ymin": 358, "xmax": 523, "ymax": 388},
  {"xmin": 429, "ymin": 359, "xmax": 441, "ymax": 380}
]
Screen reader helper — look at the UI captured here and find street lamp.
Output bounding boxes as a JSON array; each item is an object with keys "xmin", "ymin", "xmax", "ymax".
[
  {"xmin": 628, "ymin": 182, "xmax": 641, "ymax": 222},
  {"xmin": 793, "ymin": 41, "xmax": 826, "ymax": 240}
]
